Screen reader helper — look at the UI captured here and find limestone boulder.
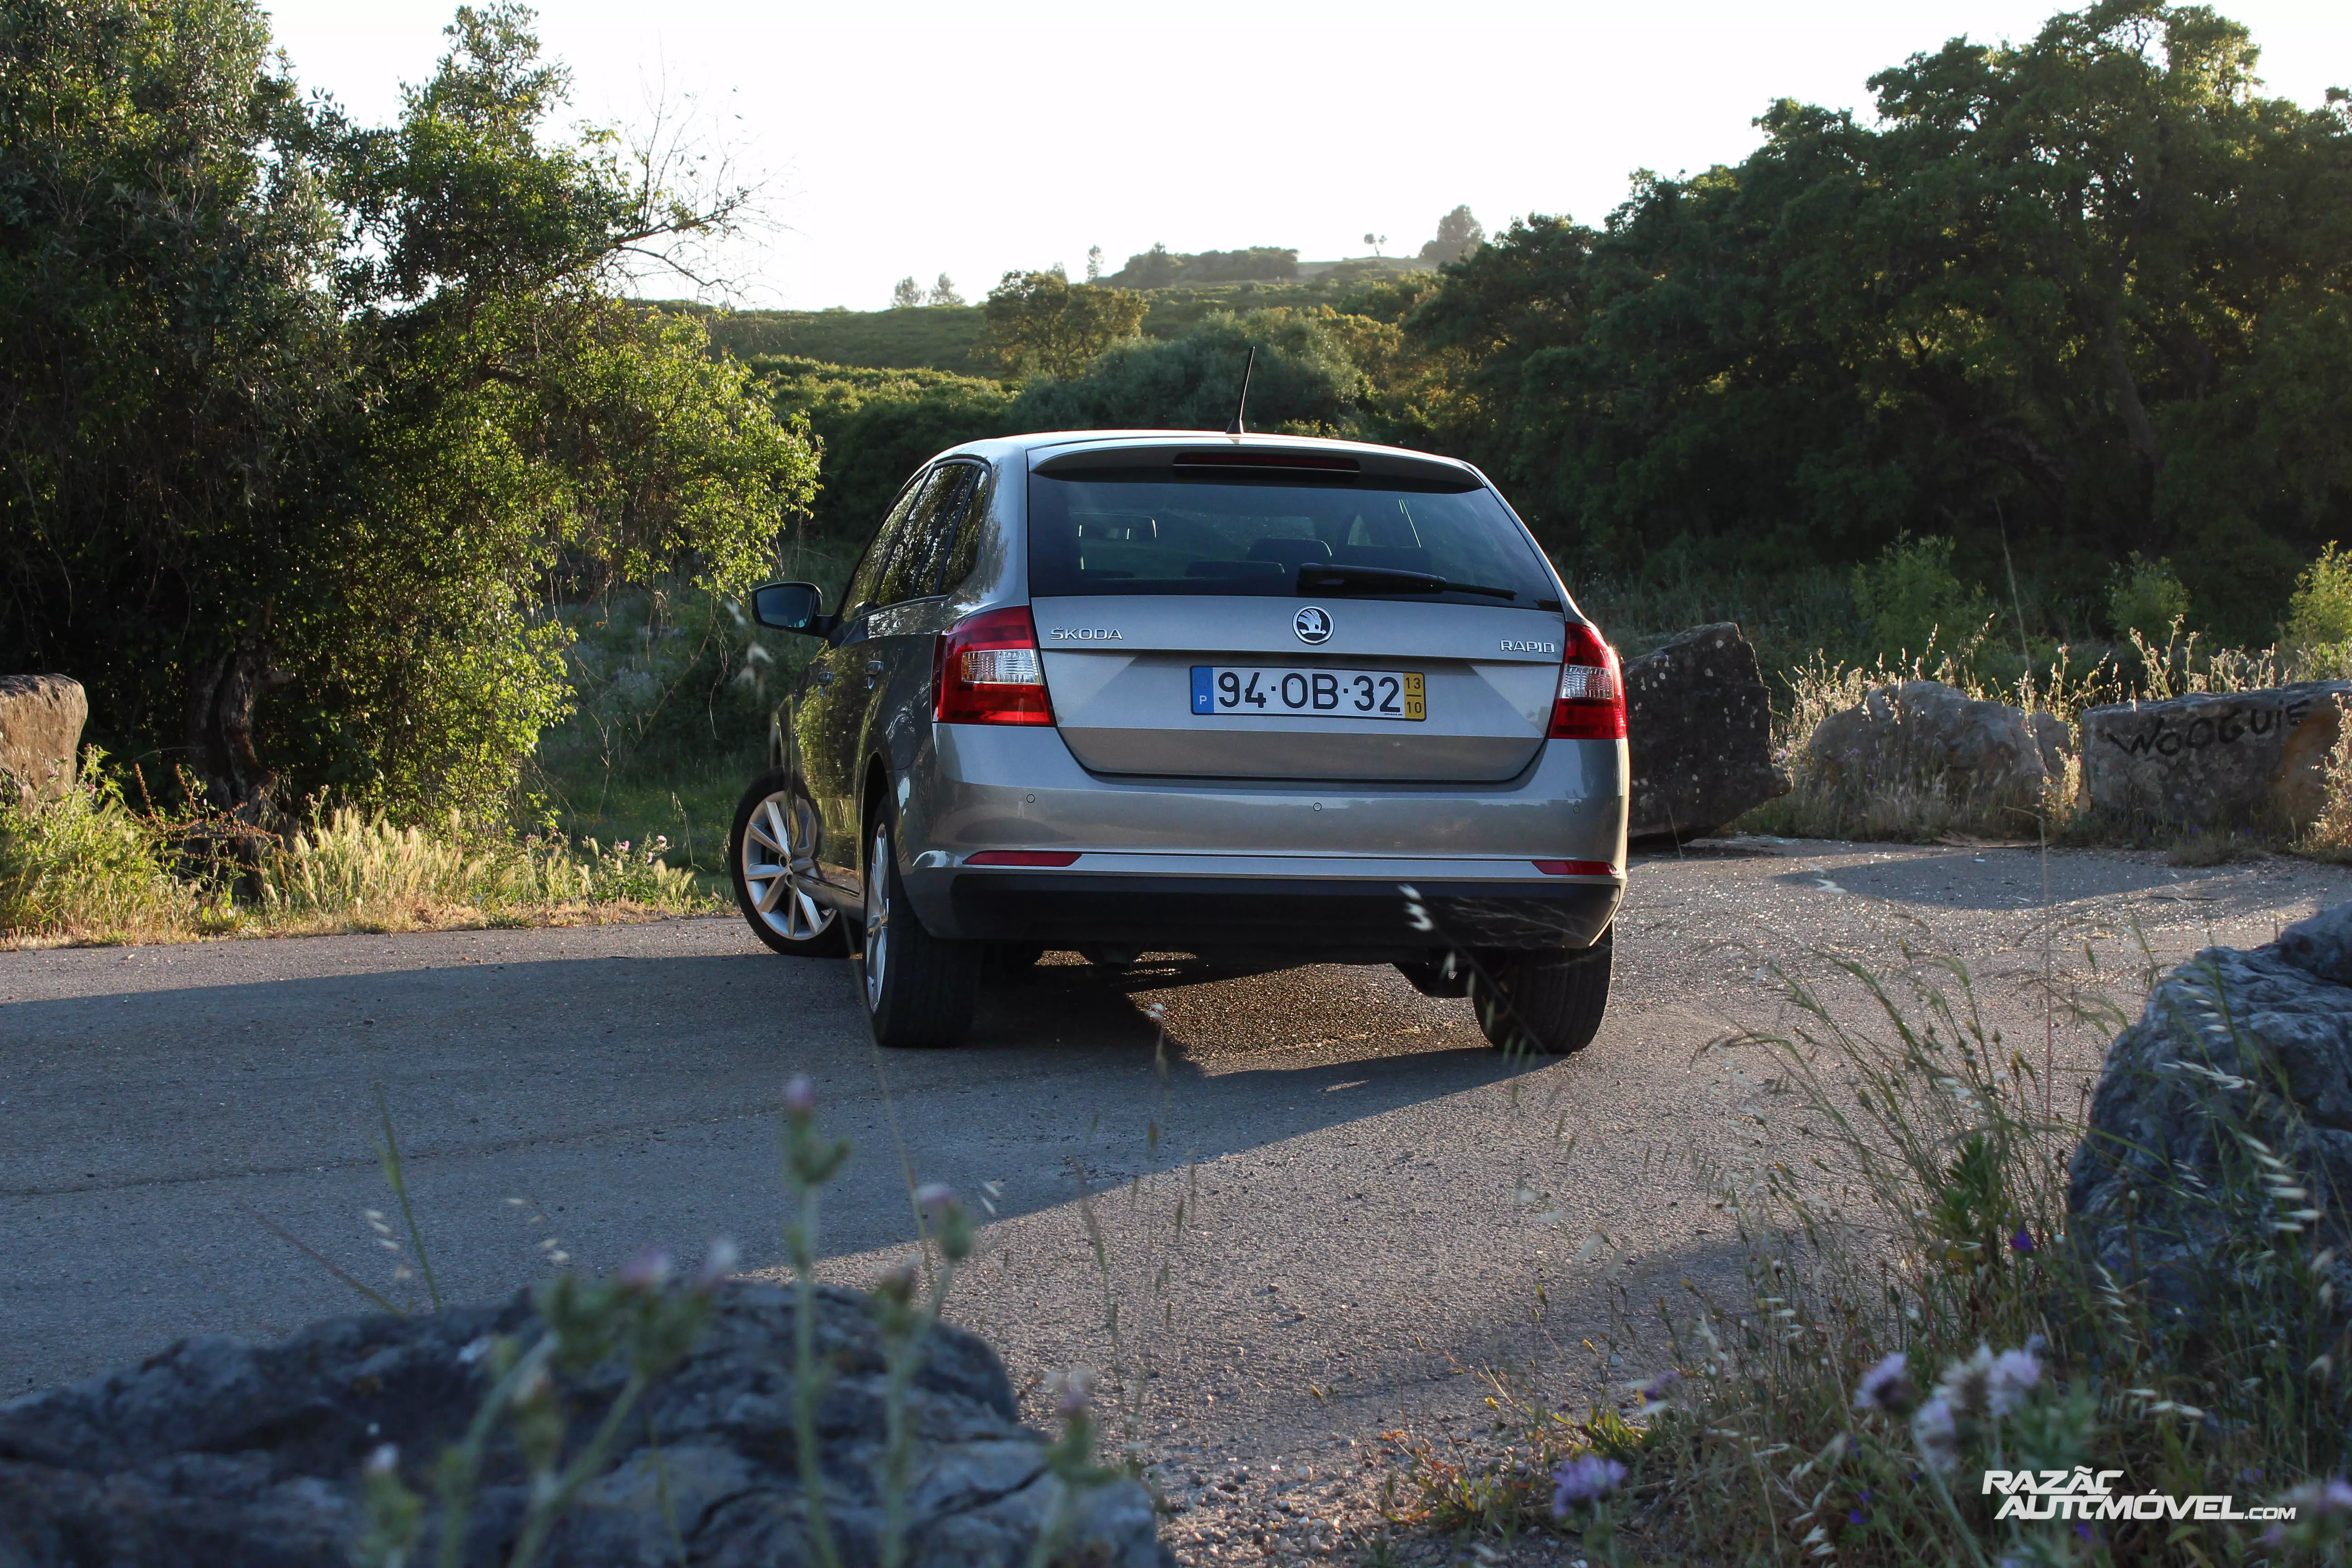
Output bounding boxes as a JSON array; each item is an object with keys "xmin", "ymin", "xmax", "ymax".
[
  {"xmin": 2078, "ymin": 682, "xmax": 2352, "ymax": 833},
  {"xmin": 1805, "ymin": 680, "xmax": 2055, "ymax": 810},
  {"xmin": 2068, "ymin": 900, "xmax": 2352, "ymax": 1342},
  {"xmin": 0, "ymin": 1281, "xmax": 1171, "ymax": 1568},
  {"xmin": 0, "ymin": 675, "xmax": 86, "ymax": 803},
  {"xmin": 1623, "ymin": 623, "xmax": 1790, "ymax": 843}
]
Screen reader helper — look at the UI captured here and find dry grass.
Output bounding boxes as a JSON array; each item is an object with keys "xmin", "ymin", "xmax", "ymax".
[{"xmin": 0, "ymin": 757, "xmax": 718, "ymax": 949}]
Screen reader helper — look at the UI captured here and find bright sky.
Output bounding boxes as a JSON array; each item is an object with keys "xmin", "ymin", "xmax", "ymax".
[{"xmin": 260, "ymin": 1, "xmax": 2351, "ymax": 312}]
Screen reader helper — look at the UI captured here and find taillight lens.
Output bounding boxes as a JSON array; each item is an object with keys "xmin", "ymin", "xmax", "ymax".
[
  {"xmin": 1548, "ymin": 624, "xmax": 1625, "ymax": 740},
  {"xmin": 935, "ymin": 607, "xmax": 1054, "ymax": 725}
]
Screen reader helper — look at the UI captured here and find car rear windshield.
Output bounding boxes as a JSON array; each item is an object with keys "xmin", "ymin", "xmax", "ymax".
[{"xmin": 1026, "ymin": 472, "xmax": 1562, "ymax": 608}]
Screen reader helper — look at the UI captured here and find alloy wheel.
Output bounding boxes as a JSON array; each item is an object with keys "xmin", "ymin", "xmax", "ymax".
[
  {"xmin": 739, "ymin": 789, "xmax": 835, "ymax": 944},
  {"xmin": 863, "ymin": 819, "xmax": 891, "ymax": 1009}
]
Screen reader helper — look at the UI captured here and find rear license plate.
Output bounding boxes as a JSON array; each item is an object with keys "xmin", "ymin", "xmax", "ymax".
[{"xmin": 1190, "ymin": 666, "xmax": 1426, "ymax": 720}]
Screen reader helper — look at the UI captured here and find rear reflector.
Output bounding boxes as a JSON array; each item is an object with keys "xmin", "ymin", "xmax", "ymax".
[
  {"xmin": 1534, "ymin": 859, "xmax": 1617, "ymax": 877},
  {"xmin": 1548, "ymin": 623, "xmax": 1627, "ymax": 740},
  {"xmin": 965, "ymin": 850, "xmax": 1081, "ymax": 867},
  {"xmin": 936, "ymin": 607, "xmax": 1055, "ymax": 725}
]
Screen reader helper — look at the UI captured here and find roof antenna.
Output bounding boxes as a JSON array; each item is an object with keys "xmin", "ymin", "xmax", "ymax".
[{"xmin": 1225, "ymin": 344, "xmax": 1256, "ymax": 438}]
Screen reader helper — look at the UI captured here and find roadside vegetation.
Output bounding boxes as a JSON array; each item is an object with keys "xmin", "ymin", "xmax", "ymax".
[{"xmin": 1380, "ymin": 951, "xmax": 2351, "ymax": 1564}]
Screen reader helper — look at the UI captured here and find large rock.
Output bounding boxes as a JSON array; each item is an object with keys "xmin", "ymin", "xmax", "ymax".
[
  {"xmin": 0, "ymin": 1282, "xmax": 1170, "ymax": 1568},
  {"xmin": 2068, "ymin": 901, "xmax": 2352, "ymax": 1339},
  {"xmin": 2078, "ymin": 682, "xmax": 2352, "ymax": 833},
  {"xmin": 1623, "ymin": 623, "xmax": 1789, "ymax": 842},
  {"xmin": 1805, "ymin": 680, "xmax": 2059, "ymax": 811},
  {"xmin": 0, "ymin": 675, "xmax": 86, "ymax": 803}
]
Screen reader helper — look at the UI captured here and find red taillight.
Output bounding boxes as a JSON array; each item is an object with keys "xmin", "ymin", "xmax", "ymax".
[
  {"xmin": 935, "ymin": 607, "xmax": 1054, "ymax": 725},
  {"xmin": 965, "ymin": 850, "xmax": 1081, "ymax": 867},
  {"xmin": 1548, "ymin": 624, "xmax": 1626, "ymax": 740},
  {"xmin": 1534, "ymin": 859, "xmax": 1617, "ymax": 876}
]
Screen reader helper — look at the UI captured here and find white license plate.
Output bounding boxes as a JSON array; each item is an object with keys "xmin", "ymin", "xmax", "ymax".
[{"xmin": 1189, "ymin": 666, "xmax": 1426, "ymax": 720}]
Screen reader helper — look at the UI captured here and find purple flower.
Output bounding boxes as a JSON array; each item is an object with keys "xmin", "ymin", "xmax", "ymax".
[
  {"xmin": 2010, "ymin": 1227, "xmax": 2035, "ymax": 1254},
  {"xmin": 689, "ymin": 1237, "xmax": 739, "ymax": 1293},
  {"xmin": 783, "ymin": 1074, "xmax": 818, "ymax": 1117},
  {"xmin": 1911, "ymin": 1396, "xmax": 1958, "ymax": 1473},
  {"xmin": 1052, "ymin": 1364, "xmax": 1096, "ymax": 1418},
  {"xmin": 1847, "ymin": 1509, "xmax": 1865, "ymax": 1525},
  {"xmin": 1985, "ymin": 1346, "xmax": 2043, "ymax": 1416},
  {"xmin": 616, "ymin": 1245, "xmax": 671, "ymax": 1292},
  {"xmin": 1550, "ymin": 1455, "xmax": 1627, "ymax": 1514},
  {"xmin": 1852, "ymin": 1351, "xmax": 1913, "ymax": 1414},
  {"xmin": 1632, "ymin": 1370, "xmax": 1681, "ymax": 1410},
  {"xmin": 915, "ymin": 1182, "xmax": 958, "ymax": 1218}
]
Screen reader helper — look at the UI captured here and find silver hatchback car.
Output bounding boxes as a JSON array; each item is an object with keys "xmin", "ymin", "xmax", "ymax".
[{"xmin": 729, "ymin": 431, "xmax": 1627, "ymax": 1050}]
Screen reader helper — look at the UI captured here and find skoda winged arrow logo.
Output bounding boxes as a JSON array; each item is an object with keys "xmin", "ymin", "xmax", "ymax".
[{"xmin": 1294, "ymin": 606, "xmax": 1333, "ymax": 644}]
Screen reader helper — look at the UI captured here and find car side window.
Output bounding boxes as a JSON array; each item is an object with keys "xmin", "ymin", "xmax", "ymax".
[
  {"xmin": 879, "ymin": 461, "xmax": 986, "ymax": 606},
  {"xmin": 839, "ymin": 473, "xmax": 928, "ymax": 617},
  {"xmin": 935, "ymin": 465, "xmax": 995, "ymax": 595}
]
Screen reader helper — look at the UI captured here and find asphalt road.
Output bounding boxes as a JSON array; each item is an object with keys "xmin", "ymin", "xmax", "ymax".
[{"xmin": 5, "ymin": 839, "xmax": 2348, "ymax": 1553}]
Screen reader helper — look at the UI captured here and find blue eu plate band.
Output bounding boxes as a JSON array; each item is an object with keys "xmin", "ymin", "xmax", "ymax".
[{"xmin": 1190, "ymin": 666, "xmax": 1214, "ymax": 714}]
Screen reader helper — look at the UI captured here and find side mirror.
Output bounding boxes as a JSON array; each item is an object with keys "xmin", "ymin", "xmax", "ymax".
[{"xmin": 751, "ymin": 581, "xmax": 832, "ymax": 636}]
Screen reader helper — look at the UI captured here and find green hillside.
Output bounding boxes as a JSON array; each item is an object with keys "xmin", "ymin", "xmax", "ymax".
[{"xmin": 647, "ymin": 303, "xmax": 990, "ymax": 376}]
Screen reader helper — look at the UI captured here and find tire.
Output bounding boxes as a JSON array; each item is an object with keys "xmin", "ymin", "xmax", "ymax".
[
  {"xmin": 859, "ymin": 807, "xmax": 981, "ymax": 1048},
  {"xmin": 1396, "ymin": 956, "xmax": 1472, "ymax": 998},
  {"xmin": 1468, "ymin": 925, "xmax": 1613, "ymax": 1055},
  {"xmin": 730, "ymin": 770, "xmax": 848, "ymax": 958}
]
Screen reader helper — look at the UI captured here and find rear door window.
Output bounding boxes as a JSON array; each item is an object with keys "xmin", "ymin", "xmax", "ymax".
[
  {"xmin": 839, "ymin": 474, "xmax": 927, "ymax": 616},
  {"xmin": 1027, "ymin": 472, "xmax": 1559, "ymax": 608},
  {"xmin": 879, "ymin": 461, "xmax": 988, "ymax": 605}
]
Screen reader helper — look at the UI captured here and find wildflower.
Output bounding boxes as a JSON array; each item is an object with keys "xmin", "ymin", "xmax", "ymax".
[
  {"xmin": 915, "ymin": 1182, "xmax": 957, "ymax": 1217},
  {"xmin": 1632, "ymin": 1370, "xmax": 1681, "ymax": 1412},
  {"xmin": 1550, "ymin": 1455, "xmax": 1627, "ymax": 1514},
  {"xmin": 1911, "ymin": 1397, "xmax": 1959, "ymax": 1473},
  {"xmin": 689, "ymin": 1237, "xmax": 739, "ymax": 1293},
  {"xmin": 1853, "ymin": 1351, "xmax": 1912, "ymax": 1414},
  {"xmin": 1934, "ymin": 1344, "xmax": 1994, "ymax": 1416},
  {"xmin": 783, "ymin": 1073, "xmax": 818, "ymax": 1118},
  {"xmin": 1985, "ymin": 1346, "xmax": 2042, "ymax": 1416},
  {"xmin": 2009, "ymin": 1226, "xmax": 2035, "ymax": 1254},
  {"xmin": 1052, "ymin": 1363, "xmax": 1097, "ymax": 1418},
  {"xmin": 364, "ymin": 1443, "xmax": 399, "ymax": 1475},
  {"xmin": 616, "ymin": 1245, "xmax": 671, "ymax": 1292}
]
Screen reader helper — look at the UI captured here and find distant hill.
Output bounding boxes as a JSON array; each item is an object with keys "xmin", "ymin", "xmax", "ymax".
[
  {"xmin": 643, "ymin": 259, "xmax": 1437, "ymax": 377},
  {"xmin": 645, "ymin": 302, "xmax": 989, "ymax": 376}
]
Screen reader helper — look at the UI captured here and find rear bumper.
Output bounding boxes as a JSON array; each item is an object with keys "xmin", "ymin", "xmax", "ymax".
[{"xmin": 905, "ymin": 853, "xmax": 1621, "ymax": 957}]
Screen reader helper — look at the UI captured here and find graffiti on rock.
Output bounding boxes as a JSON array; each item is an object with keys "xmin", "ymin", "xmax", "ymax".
[{"xmin": 2100, "ymin": 696, "xmax": 2314, "ymax": 761}]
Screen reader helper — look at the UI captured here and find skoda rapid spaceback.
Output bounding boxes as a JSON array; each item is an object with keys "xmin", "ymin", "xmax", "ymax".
[{"xmin": 728, "ymin": 431, "xmax": 1627, "ymax": 1050}]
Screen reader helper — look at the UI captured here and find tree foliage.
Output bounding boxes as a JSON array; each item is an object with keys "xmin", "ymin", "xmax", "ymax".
[
  {"xmin": 1398, "ymin": 0, "xmax": 2352, "ymax": 640},
  {"xmin": 0, "ymin": 1, "xmax": 816, "ymax": 817},
  {"xmin": 1012, "ymin": 309, "xmax": 1366, "ymax": 435},
  {"xmin": 976, "ymin": 270, "xmax": 1147, "ymax": 377},
  {"xmin": 1418, "ymin": 205, "xmax": 1484, "ymax": 265}
]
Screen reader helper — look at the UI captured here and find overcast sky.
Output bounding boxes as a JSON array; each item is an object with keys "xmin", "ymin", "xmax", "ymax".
[{"xmin": 260, "ymin": 1, "xmax": 2352, "ymax": 312}]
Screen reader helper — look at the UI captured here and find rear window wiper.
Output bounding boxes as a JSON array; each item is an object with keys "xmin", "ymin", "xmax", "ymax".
[{"xmin": 1296, "ymin": 564, "xmax": 1518, "ymax": 600}]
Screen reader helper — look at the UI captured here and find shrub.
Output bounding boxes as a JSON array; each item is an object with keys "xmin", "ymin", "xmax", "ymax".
[
  {"xmin": 2283, "ymin": 543, "xmax": 2352, "ymax": 674},
  {"xmin": 0, "ymin": 763, "xmax": 204, "ymax": 939},
  {"xmin": 1849, "ymin": 535, "xmax": 1990, "ymax": 665},
  {"xmin": 2109, "ymin": 553, "xmax": 2190, "ymax": 645}
]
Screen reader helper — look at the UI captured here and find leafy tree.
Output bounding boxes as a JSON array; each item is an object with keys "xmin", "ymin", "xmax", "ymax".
[
  {"xmin": 0, "ymin": 1, "xmax": 816, "ymax": 817},
  {"xmin": 976, "ymin": 270, "xmax": 1147, "ymax": 377},
  {"xmin": 1085, "ymin": 245, "xmax": 1103, "ymax": 282},
  {"xmin": 1398, "ymin": 1, "xmax": 2352, "ymax": 641},
  {"xmin": 756, "ymin": 358, "xmax": 1014, "ymax": 543},
  {"xmin": 1418, "ymin": 205, "xmax": 1485, "ymax": 265},
  {"xmin": 2283, "ymin": 544, "xmax": 2352, "ymax": 653},
  {"xmin": 1010, "ymin": 309, "xmax": 1365, "ymax": 435},
  {"xmin": 889, "ymin": 275, "xmax": 923, "ymax": 309},
  {"xmin": 926, "ymin": 273, "xmax": 963, "ymax": 307}
]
